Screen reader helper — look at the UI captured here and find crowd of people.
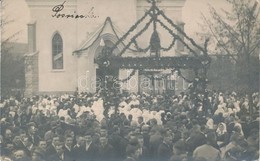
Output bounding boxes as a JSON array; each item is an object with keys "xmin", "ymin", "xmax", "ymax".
[{"xmin": 0, "ymin": 90, "xmax": 259, "ymax": 161}]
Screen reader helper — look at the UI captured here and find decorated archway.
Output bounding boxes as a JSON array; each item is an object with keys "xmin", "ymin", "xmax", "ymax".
[{"xmin": 96, "ymin": 0, "xmax": 211, "ymax": 112}]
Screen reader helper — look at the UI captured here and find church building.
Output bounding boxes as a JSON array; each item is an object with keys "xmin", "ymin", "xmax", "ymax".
[{"xmin": 24, "ymin": 0, "xmax": 189, "ymax": 97}]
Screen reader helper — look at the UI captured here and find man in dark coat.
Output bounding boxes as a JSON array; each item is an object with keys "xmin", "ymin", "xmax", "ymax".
[
  {"xmin": 157, "ymin": 132, "xmax": 173, "ymax": 161},
  {"xmin": 149, "ymin": 127, "xmax": 163, "ymax": 159},
  {"xmin": 72, "ymin": 135, "xmax": 86, "ymax": 161},
  {"xmin": 27, "ymin": 122, "xmax": 41, "ymax": 146},
  {"xmin": 64, "ymin": 135, "xmax": 74, "ymax": 158},
  {"xmin": 186, "ymin": 125, "xmax": 206, "ymax": 156},
  {"xmin": 137, "ymin": 116, "xmax": 145, "ymax": 132},
  {"xmin": 141, "ymin": 125, "xmax": 150, "ymax": 149},
  {"xmin": 36, "ymin": 140, "xmax": 48, "ymax": 160},
  {"xmin": 3, "ymin": 128, "xmax": 13, "ymax": 145},
  {"xmin": 15, "ymin": 130, "xmax": 34, "ymax": 157},
  {"xmin": 98, "ymin": 136, "xmax": 116, "ymax": 161},
  {"xmin": 109, "ymin": 126, "xmax": 128, "ymax": 160},
  {"xmin": 46, "ymin": 135, "xmax": 60, "ymax": 156},
  {"xmin": 123, "ymin": 142, "xmax": 142, "ymax": 161},
  {"xmin": 136, "ymin": 134, "xmax": 149, "ymax": 161},
  {"xmin": 85, "ymin": 133, "xmax": 101, "ymax": 161},
  {"xmin": 48, "ymin": 143, "xmax": 73, "ymax": 161}
]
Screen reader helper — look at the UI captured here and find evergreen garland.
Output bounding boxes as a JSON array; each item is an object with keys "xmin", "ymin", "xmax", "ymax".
[
  {"xmin": 156, "ymin": 19, "xmax": 199, "ymax": 57},
  {"xmin": 161, "ymin": 38, "xmax": 176, "ymax": 51},
  {"xmin": 133, "ymin": 40, "xmax": 150, "ymax": 53},
  {"xmin": 111, "ymin": 7, "xmax": 153, "ymax": 52},
  {"xmin": 118, "ymin": 19, "xmax": 154, "ymax": 56}
]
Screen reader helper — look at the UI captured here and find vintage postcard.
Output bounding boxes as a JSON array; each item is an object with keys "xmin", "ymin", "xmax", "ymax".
[{"xmin": 1, "ymin": 0, "xmax": 259, "ymax": 161}]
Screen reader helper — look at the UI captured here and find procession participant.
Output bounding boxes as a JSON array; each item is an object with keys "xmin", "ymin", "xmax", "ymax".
[
  {"xmin": 157, "ymin": 130, "xmax": 173, "ymax": 161},
  {"xmin": 148, "ymin": 126, "xmax": 163, "ymax": 159},
  {"xmin": 216, "ymin": 122, "xmax": 229, "ymax": 148},
  {"xmin": 137, "ymin": 116, "xmax": 145, "ymax": 132},
  {"xmin": 27, "ymin": 122, "xmax": 41, "ymax": 146},
  {"xmin": 0, "ymin": 91, "xmax": 259, "ymax": 161},
  {"xmin": 85, "ymin": 132, "xmax": 101, "ymax": 161},
  {"xmin": 123, "ymin": 141, "xmax": 142, "ymax": 161},
  {"xmin": 128, "ymin": 95, "xmax": 140, "ymax": 107},
  {"xmin": 170, "ymin": 140, "xmax": 188, "ymax": 161},
  {"xmin": 36, "ymin": 140, "xmax": 47, "ymax": 157},
  {"xmin": 2, "ymin": 140, "xmax": 15, "ymax": 157},
  {"xmin": 221, "ymin": 132, "xmax": 242, "ymax": 159},
  {"xmin": 98, "ymin": 135, "xmax": 116, "ymax": 161},
  {"xmin": 47, "ymin": 142, "xmax": 72, "ymax": 161},
  {"xmin": 132, "ymin": 133, "xmax": 149, "ymax": 161},
  {"xmin": 45, "ymin": 135, "xmax": 60, "ymax": 156},
  {"xmin": 31, "ymin": 148, "xmax": 45, "ymax": 161},
  {"xmin": 15, "ymin": 130, "xmax": 34, "ymax": 157},
  {"xmin": 13, "ymin": 149, "xmax": 31, "ymax": 161},
  {"xmin": 63, "ymin": 135, "xmax": 74, "ymax": 157},
  {"xmin": 192, "ymin": 132, "xmax": 220, "ymax": 161},
  {"xmin": 3, "ymin": 128, "xmax": 13, "ymax": 145},
  {"xmin": 141, "ymin": 125, "xmax": 150, "ymax": 149},
  {"xmin": 72, "ymin": 135, "xmax": 86, "ymax": 161}
]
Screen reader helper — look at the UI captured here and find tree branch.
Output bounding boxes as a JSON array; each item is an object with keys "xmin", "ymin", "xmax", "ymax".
[
  {"xmin": 210, "ymin": 6, "xmax": 244, "ymax": 46},
  {"xmin": 202, "ymin": 14, "xmax": 238, "ymax": 63}
]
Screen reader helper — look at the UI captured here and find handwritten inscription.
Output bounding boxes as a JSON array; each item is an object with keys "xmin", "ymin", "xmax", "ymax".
[{"xmin": 52, "ymin": 1, "xmax": 99, "ymax": 19}]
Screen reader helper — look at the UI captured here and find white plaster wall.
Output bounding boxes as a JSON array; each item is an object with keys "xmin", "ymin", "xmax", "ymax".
[{"xmin": 28, "ymin": 0, "xmax": 78, "ymax": 92}]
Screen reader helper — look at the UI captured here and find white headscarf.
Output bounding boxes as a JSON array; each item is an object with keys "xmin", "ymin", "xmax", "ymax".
[
  {"xmin": 234, "ymin": 123, "xmax": 244, "ymax": 136},
  {"xmin": 206, "ymin": 118, "xmax": 214, "ymax": 129},
  {"xmin": 216, "ymin": 122, "xmax": 227, "ymax": 135}
]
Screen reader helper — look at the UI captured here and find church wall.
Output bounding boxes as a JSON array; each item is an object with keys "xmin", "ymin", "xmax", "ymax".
[
  {"xmin": 77, "ymin": 51, "xmax": 97, "ymax": 93},
  {"xmin": 27, "ymin": 1, "xmax": 79, "ymax": 93}
]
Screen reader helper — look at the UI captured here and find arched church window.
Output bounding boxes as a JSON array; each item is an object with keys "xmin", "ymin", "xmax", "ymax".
[{"xmin": 52, "ymin": 33, "xmax": 63, "ymax": 69}]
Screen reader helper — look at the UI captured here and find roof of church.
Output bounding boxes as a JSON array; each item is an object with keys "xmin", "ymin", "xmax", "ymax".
[{"xmin": 73, "ymin": 17, "xmax": 127, "ymax": 54}]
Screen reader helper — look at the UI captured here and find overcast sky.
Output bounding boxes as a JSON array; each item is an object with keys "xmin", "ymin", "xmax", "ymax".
[{"xmin": 2, "ymin": 0, "xmax": 228, "ymax": 43}]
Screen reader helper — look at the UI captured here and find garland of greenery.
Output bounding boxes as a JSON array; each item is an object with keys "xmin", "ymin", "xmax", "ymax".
[
  {"xmin": 161, "ymin": 38, "xmax": 176, "ymax": 51},
  {"xmin": 133, "ymin": 40, "xmax": 150, "ymax": 52},
  {"xmin": 155, "ymin": 7, "xmax": 207, "ymax": 56},
  {"xmin": 74, "ymin": 18, "xmax": 110, "ymax": 53},
  {"xmin": 156, "ymin": 19, "xmax": 199, "ymax": 57},
  {"xmin": 109, "ymin": 3, "xmax": 208, "ymax": 57},
  {"xmin": 111, "ymin": 7, "xmax": 153, "ymax": 52},
  {"xmin": 109, "ymin": 18, "xmax": 142, "ymax": 52},
  {"xmin": 118, "ymin": 19, "xmax": 154, "ymax": 56}
]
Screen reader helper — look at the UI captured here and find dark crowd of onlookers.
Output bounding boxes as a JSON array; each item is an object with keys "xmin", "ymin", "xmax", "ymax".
[{"xmin": 0, "ymin": 90, "xmax": 259, "ymax": 161}]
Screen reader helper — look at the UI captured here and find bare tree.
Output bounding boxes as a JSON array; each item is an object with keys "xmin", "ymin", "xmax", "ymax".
[
  {"xmin": 202, "ymin": 0, "xmax": 260, "ymax": 118},
  {"xmin": 1, "ymin": 0, "xmax": 23, "ymax": 98}
]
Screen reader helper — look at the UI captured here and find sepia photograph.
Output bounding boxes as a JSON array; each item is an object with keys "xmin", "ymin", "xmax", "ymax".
[{"xmin": 1, "ymin": 0, "xmax": 259, "ymax": 161}]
